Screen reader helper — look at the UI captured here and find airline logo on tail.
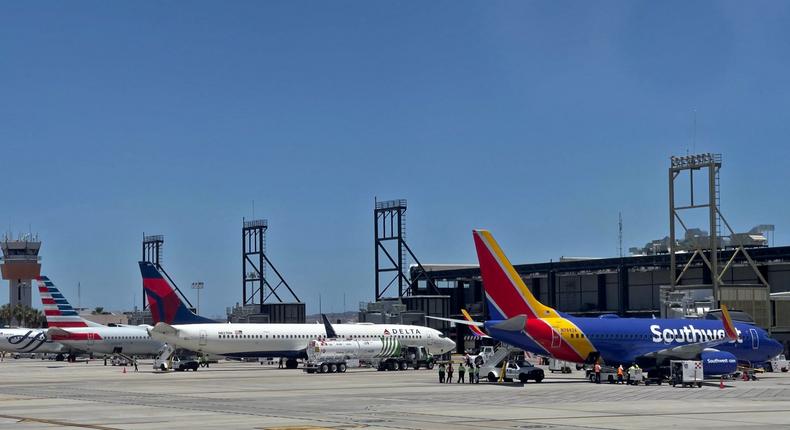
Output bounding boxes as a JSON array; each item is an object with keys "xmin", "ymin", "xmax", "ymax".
[
  {"xmin": 473, "ymin": 230, "xmax": 597, "ymax": 363},
  {"xmin": 36, "ymin": 277, "xmax": 96, "ymax": 328},
  {"xmin": 139, "ymin": 262, "xmax": 215, "ymax": 325},
  {"xmin": 461, "ymin": 309, "xmax": 488, "ymax": 338}
]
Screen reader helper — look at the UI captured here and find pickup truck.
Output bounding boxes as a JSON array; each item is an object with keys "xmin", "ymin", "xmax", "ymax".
[{"xmin": 486, "ymin": 359, "xmax": 545, "ymax": 383}]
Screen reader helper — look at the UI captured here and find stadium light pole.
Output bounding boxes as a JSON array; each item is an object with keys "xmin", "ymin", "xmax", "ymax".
[{"xmin": 191, "ymin": 282, "xmax": 204, "ymax": 315}]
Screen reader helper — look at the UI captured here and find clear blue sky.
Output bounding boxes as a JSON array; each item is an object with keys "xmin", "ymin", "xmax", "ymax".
[{"xmin": 2, "ymin": 2, "xmax": 789, "ymax": 317}]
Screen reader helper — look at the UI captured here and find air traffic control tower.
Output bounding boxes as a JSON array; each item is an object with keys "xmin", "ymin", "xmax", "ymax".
[{"xmin": 0, "ymin": 234, "xmax": 42, "ymax": 308}]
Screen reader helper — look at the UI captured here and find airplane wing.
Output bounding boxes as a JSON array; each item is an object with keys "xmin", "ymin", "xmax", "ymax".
[
  {"xmin": 46, "ymin": 327, "xmax": 73, "ymax": 338},
  {"xmin": 149, "ymin": 322, "xmax": 179, "ymax": 337},
  {"xmin": 641, "ymin": 305, "xmax": 739, "ymax": 361}
]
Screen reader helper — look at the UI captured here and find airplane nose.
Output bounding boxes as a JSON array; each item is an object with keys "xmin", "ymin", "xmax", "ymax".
[{"xmin": 769, "ymin": 338, "xmax": 784, "ymax": 358}]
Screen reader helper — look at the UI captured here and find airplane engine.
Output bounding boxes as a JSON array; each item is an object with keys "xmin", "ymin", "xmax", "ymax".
[{"xmin": 701, "ymin": 350, "xmax": 737, "ymax": 376}]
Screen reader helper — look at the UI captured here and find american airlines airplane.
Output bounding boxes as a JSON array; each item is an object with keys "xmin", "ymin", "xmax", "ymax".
[
  {"xmin": 36, "ymin": 276, "xmax": 164, "ymax": 356},
  {"xmin": 139, "ymin": 262, "xmax": 455, "ymax": 368},
  {"xmin": 434, "ymin": 230, "xmax": 784, "ymax": 377}
]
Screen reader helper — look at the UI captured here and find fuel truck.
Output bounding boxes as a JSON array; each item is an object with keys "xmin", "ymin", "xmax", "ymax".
[{"xmin": 304, "ymin": 337, "xmax": 402, "ymax": 373}]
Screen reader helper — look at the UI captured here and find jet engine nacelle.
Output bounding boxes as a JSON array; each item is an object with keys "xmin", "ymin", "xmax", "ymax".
[{"xmin": 701, "ymin": 350, "xmax": 738, "ymax": 376}]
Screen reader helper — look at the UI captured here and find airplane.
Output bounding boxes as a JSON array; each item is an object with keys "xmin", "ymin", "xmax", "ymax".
[
  {"xmin": 0, "ymin": 327, "xmax": 64, "ymax": 356},
  {"xmin": 139, "ymin": 261, "xmax": 456, "ymax": 368},
  {"xmin": 36, "ymin": 276, "xmax": 165, "ymax": 357},
  {"xmin": 432, "ymin": 230, "xmax": 784, "ymax": 378}
]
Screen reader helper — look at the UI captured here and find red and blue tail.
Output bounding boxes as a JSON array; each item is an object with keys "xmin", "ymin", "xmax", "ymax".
[
  {"xmin": 36, "ymin": 277, "xmax": 102, "ymax": 328},
  {"xmin": 139, "ymin": 262, "xmax": 215, "ymax": 325}
]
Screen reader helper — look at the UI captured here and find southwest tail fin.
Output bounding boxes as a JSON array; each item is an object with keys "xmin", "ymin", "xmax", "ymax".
[
  {"xmin": 473, "ymin": 230, "xmax": 558, "ymax": 320},
  {"xmin": 139, "ymin": 262, "xmax": 215, "ymax": 325},
  {"xmin": 36, "ymin": 276, "xmax": 102, "ymax": 328}
]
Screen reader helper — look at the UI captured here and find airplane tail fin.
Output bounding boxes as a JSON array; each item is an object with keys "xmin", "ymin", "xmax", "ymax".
[
  {"xmin": 36, "ymin": 276, "xmax": 102, "ymax": 328},
  {"xmin": 139, "ymin": 262, "xmax": 215, "ymax": 325},
  {"xmin": 473, "ymin": 230, "xmax": 558, "ymax": 320}
]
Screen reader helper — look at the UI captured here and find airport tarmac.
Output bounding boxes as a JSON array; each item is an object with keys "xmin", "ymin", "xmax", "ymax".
[{"xmin": 0, "ymin": 359, "xmax": 789, "ymax": 430}]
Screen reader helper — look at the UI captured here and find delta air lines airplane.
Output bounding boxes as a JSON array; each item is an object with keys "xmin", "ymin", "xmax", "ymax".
[
  {"xmin": 139, "ymin": 262, "xmax": 455, "ymax": 368},
  {"xmin": 437, "ymin": 230, "xmax": 783, "ymax": 377}
]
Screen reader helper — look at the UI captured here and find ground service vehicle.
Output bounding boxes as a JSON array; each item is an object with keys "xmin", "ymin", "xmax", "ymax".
[
  {"xmin": 304, "ymin": 337, "xmax": 401, "ymax": 374},
  {"xmin": 487, "ymin": 359, "xmax": 544, "ymax": 383},
  {"xmin": 767, "ymin": 354, "xmax": 788, "ymax": 372},
  {"xmin": 670, "ymin": 360, "xmax": 704, "ymax": 387}
]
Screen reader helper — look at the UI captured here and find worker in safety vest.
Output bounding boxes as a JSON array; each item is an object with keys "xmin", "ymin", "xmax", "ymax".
[
  {"xmin": 617, "ymin": 364, "xmax": 624, "ymax": 384},
  {"xmin": 458, "ymin": 362, "xmax": 466, "ymax": 383},
  {"xmin": 446, "ymin": 362, "xmax": 454, "ymax": 384},
  {"xmin": 438, "ymin": 362, "xmax": 446, "ymax": 383},
  {"xmin": 594, "ymin": 362, "xmax": 602, "ymax": 384}
]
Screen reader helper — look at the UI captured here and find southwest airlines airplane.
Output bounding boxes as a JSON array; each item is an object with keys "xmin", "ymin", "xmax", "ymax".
[
  {"xmin": 440, "ymin": 230, "xmax": 783, "ymax": 377},
  {"xmin": 139, "ymin": 262, "xmax": 455, "ymax": 368},
  {"xmin": 36, "ymin": 276, "xmax": 164, "ymax": 356}
]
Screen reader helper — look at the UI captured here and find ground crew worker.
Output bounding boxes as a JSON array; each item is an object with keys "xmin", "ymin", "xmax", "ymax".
[
  {"xmin": 627, "ymin": 364, "xmax": 635, "ymax": 384},
  {"xmin": 594, "ymin": 361, "xmax": 602, "ymax": 384},
  {"xmin": 475, "ymin": 363, "xmax": 481, "ymax": 383},
  {"xmin": 447, "ymin": 362, "xmax": 454, "ymax": 384},
  {"xmin": 458, "ymin": 362, "xmax": 466, "ymax": 383},
  {"xmin": 438, "ymin": 362, "xmax": 446, "ymax": 383},
  {"xmin": 278, "ymin": 357, "xmax": 284, "ymax": 369},
  {"xmin": 617, "ymin": 364, "xmax": 624, "ymax": 384},
  {"xmin": 133, "ymin": 357, "xmax": 139, "ymax": 372}
]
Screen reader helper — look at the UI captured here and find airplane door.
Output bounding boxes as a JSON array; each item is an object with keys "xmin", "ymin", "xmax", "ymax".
[
  {"xmin": 199, "ymin": 330, "xmax": 207, "ymax": 347},
  {"xmin": 750, "ymin": 328, "xmax": 759, "ymax": 350},
  {"xmin": 551, "ymin": 329, "xmax": 561, "ymax": 349}
]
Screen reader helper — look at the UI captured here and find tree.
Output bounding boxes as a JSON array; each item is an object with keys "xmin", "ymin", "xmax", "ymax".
[{"xmin": 92, "ymin": 307, "xmax": 104, "ymax": 315}]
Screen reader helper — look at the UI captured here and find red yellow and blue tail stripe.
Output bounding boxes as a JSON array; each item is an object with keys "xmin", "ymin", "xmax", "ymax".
[{"xmin": 473, "ymin": 230, "xmax": 598, "ymax": 363}]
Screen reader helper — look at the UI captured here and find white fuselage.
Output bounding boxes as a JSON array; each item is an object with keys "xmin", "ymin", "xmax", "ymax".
[
  {"xmin": 149, "ymin": 323, "xmax": 455, "ymax": 358},
  {"xmin": 53, "ymin": 325, "xmax": 164, "ymax": 356},
  {"xmin": 0, "ymin": 328, "xmax": 64, "ymax": 354}
]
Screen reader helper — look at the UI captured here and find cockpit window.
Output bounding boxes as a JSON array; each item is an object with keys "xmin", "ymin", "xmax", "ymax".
[{"xmin": 438, "ymin": 333, "xmax": 447, "ymax": 338}]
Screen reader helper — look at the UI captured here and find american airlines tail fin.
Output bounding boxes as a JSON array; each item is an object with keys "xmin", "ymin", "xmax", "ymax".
[
  {"xmin": 36, "ymin": 276, "xmax": 102, "ymax": 328},
  {"xmin": 473, "ymin": 230, "xmax": 559, "ymax": 320},
  {"xmin": 138, "ymin": 262, "xmax": 215, "ymax": 325}
]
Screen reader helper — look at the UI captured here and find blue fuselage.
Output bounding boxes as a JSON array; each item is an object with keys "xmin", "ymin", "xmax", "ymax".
[{"xmin": 487, "ymin": 315, "xmax": 783, "ymax": 367}]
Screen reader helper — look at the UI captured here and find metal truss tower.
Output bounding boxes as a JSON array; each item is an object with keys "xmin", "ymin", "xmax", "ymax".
[
  {"xmin": 242, "ymin": 219, "xmax": 300, "ymax": 311},
  {"xmin": 668, "ymin": 153, "xmax": 770, "ymax": 325},
  {"xmin": 374, "ymin": 199, "xmax": 439, "ymax": 299},
  {"xmin": 141, "ymin": 234, "xmax": 194, "ymax": 311}
]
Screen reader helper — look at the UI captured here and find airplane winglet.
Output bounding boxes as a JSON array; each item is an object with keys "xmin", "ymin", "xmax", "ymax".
[
  {"xmin": 321, "ymin": 314, "xmax": 338, "ymax": 339},
  {"xmin": 720, "ymin": 304, "xmax": 738, "ymax": 340},
  {"xmin": 461, "ymin": 309, "xmax": 489, "ymax": 338}
]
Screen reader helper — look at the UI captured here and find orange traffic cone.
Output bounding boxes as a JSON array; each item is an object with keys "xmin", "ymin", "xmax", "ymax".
[
  {"xmin": 122, "ymin": 367, "xmax": 127, "ymax": 374},
  {"xmin": 719, "ymin": 376, "xmax": 724, "ymax": 389}
]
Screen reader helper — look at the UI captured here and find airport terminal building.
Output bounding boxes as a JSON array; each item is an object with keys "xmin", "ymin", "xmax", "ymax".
[{"xmin": 404, "ymin": 246, "xmax": 790, "ymax": 352}]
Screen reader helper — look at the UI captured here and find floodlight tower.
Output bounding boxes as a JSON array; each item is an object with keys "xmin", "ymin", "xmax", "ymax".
[{"xmin": 1, "ymin": 233, "xmax": 41, "ymax": 308}]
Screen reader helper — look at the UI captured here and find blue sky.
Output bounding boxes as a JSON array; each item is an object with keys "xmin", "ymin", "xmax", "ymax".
[{"xmin": 2, "ymin": 1, "xmax": 789, "ymax": 317}]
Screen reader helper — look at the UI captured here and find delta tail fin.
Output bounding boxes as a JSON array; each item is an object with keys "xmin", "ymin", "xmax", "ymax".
[
  {"xmin": 138, "ymin": 262, "xmax": 215, "ymax": 325},
  {"xmin": 321, "ymin": 314, "xmax": 338, "ymax": 339},
  {"xmin": 473, "ymin": 230, "xmax": 559, "ymax": 320},
  {"xmin": 36, "ymin": 276, "xmax": 103, "ymax": 328}
]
